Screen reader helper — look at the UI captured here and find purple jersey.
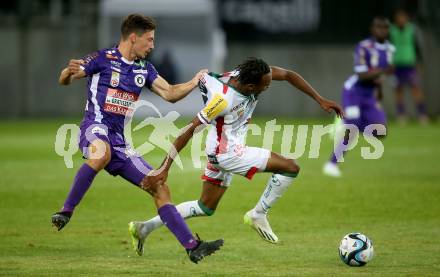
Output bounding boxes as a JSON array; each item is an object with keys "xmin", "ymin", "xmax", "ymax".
[
  {"xmin": 343, "ymin": 38, "xmax": 395, "ymax": 93},
  {"xmin": 80, "ymin": 47, "xmax": 158, "ymax": 133}
]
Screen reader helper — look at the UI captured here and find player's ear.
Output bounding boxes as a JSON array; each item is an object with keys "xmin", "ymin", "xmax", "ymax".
[
  {"xmin": 246, "ymin": 84, "xmax": 256, "ymax": 92},
  {"xmin": 129, "ymin": 33, "xmax": 137, "ymax": 44}
]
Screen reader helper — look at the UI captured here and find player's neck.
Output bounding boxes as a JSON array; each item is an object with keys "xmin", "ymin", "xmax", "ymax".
[
  {"xmin": 117, "ymin": 41, "xmax": 136, "ymax": 61},
  {"xmin": 228, "ymin": 78, "xmax": 250, "ymax": 96}
]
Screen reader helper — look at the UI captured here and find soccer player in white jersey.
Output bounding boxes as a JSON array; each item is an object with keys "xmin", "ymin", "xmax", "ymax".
[{"xmin": 128, "ymin": 58, "xmax": 343, "ymax": 255}]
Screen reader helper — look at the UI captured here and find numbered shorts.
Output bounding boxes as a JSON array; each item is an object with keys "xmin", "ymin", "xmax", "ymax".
[
  {"xmin": 78, "ymin": 120, "xmax": 152, "ymax": 186},
  {"xmin": 201, "ymin": 147, "xmax": 271, "ymax": 187},
  {"xmin": 342, "ymin": 87, "xmax": 386, "ymax": 132}
]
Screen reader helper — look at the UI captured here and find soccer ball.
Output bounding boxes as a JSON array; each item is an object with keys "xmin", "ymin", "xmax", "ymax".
[{"xmin": 339, "ymin": 233, "xmax": 374, "ymax": 266}]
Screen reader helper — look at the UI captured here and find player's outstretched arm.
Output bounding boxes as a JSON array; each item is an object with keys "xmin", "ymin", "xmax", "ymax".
[
  {"xmin": 270, "ymin": 66, "xmax": 344, "ymax": 117},
  {"xmin": 147, "ymin": 117, "xmax": 205, "ymax": 184},
  {"xmin": 59, "ymin": 59, "xmax": 86, "ymax": 85},
  {"xmin": 151, "ymin": 69, "xmax": 208, "ymax": 103}
]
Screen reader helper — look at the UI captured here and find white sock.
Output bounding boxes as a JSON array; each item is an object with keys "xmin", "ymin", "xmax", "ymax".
[
  {"xmin": 139, "ymin": 200, "xmax": 209, "ymax": 237},
  {"xmin": 253, "ymin": 174, "xmax": 295, "ymax": 217}
]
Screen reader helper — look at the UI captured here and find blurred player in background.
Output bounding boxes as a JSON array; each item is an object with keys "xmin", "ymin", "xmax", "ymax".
[
  {"xmin": 52, "ymin": 14, "xmax": 223, "ymax": 263},
  {"xmin": 390, "ymin": 9, "xmax": 429, "ymax": 124},
  {"xmin": 323, "ymin": 16, "xmax": 395, "ymax": 177},
  {"xmin": 128, "ymin": 57, "xmax": 343, "ymax": 255}
]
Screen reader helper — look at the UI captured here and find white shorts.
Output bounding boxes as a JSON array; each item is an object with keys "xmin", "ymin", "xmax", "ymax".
[{"xmin": 201, "ymin": 147, "xmax": 271, "ymax": 187}]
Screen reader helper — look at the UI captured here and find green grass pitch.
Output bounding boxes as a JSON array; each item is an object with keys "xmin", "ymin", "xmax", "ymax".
[{"xmin": 0, "ymin": 118, "xmax": 439, "ymax": 276}]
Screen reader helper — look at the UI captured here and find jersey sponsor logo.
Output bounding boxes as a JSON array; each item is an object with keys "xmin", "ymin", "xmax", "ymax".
[
  {"xmin": 91, "ymin": 126, "xmax": 108, "ymax": 136},
  {"xmin": 345, "ymin": 105, "xmax": 360, "ymax": 119},
  {"xmin": 134, "ymin": 60, "xmax": 146, "ymax": 68},
  {"xmin": 134, "ymin": 74, "xmax": 146, "ymax": 87},
  {"xmin": 232, "ymin": 100, "xmax": 251, "ymax": 118},
  {"xmin": 231, "ymin": 101, "xmax": 246, "ymax": 112},
  {"xmin": 104, "ymin": 88, "xmax": 139, "ymax": 116},
  {"xmin": 202, "ymin": 94, "xmax": 228, "ymax": 121},
  {"xmin": 369, "ymin": 48, "xmax": 379, "ymax": 67},
  {"xmin": 233, "ymin": 144, "xmax": 245, "ymax": 157},
  {"xmin": 110, "ymin": 60, "xmax": 121, "ymax": 67},
  {"xmin": 133, "ymin": 69, "xmax": 148, "ymax": 74},
  {"xmin": 110, "ymin": 71, "xmax": 120, "ymax": 87},
  {"xmin": 111, "ymin": 66, "xmax": 121, "ymax": 72}
]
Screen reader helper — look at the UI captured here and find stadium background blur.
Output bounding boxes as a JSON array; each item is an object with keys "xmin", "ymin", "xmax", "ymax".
[
  {"xmin": 1, "ymin": 1, "xmax": 439, "ymax": 276},
  {"xmin": 1, "ymin": 0, "xmax": 439, "ymax": 118}
]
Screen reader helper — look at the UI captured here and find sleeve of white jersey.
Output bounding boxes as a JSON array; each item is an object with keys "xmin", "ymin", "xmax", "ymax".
[{"xmin": 196, "ymin": 73, "xmax": 229, "ymax": 124}]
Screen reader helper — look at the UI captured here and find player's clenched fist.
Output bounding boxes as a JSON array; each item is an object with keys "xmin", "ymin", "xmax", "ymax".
[
  {"xmin": 59, "ymin": 59, "xmax": 86, "ymax": 85},
  {"xmin": 191, "ymin": 69, "xmax": 208, "ymax": 86},
  {"xmin": 68, "ymin": 59, "xmax": 85, "ymax": 76}
]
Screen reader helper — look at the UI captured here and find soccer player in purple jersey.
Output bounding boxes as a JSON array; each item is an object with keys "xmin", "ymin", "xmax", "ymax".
[
  {"xmin": 323, "ymin": 16, "xmax": 395, "ymax": 177},
  {"xmin": 52, "ymin": 14, "xmax": 223, "ymax": 263}
]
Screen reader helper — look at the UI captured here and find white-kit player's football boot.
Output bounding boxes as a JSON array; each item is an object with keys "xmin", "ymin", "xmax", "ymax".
[
  {"xmin": 128, "ymin": 221, "xmax": 155, "ymax": 256},
  {"xmin": 244, "ymin": 210, "xmax": 279, "ymax": 244},
  {"xmin": 323, "ymin": 162, "xmax": 342, "ymax": 177}
]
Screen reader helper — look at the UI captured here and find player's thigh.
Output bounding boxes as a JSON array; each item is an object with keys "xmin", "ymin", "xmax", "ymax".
[
  {"xmin": 200, "ymin": 181, "xmax": 227, "ymax": 210},
  {"xmin": 217, "ymin": 147, "xmax": 270, "ymax": 180},
  {"xmin": 79, "ymin": 122, "xmax": 112, "ymax": 170},
  {"xmin": 86, "ymin": 139, "xmax": 112, "ymax": 170},
  {"xmin": 118, "ymin": 156, "xmax": 153, "ymax": 187},
  {"xmin": 342, "ymin": 88, "xmax": 364, "ymax": 130},
  {"xmin": 264, "ymin": 152, "xmax": 300, "ymax": 174}
]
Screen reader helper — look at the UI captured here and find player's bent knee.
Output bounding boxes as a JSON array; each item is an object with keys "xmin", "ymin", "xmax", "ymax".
[
  {"xmin": 87, "ymin": 141, "xmax": 111, "ymax": 170},
  {"xmin": 86, "ymin": 155, "xmax": 111, "ymax": 171},
  {"xmin": 139, "ymin": 176, "xmax": 162, "ymax": 197},
  {"xmin": 198, "ymin": 199, "xmax": 216, "ymax": 216},
  {"xmin": 287, "ymin": 159, "xmax": 300, "ymax": 174}
]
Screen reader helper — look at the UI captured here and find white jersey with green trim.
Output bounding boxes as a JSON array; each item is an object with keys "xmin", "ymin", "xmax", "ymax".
[{"xmin": 197, "ymin": 71, "xmax": 259, "ymax": 156}]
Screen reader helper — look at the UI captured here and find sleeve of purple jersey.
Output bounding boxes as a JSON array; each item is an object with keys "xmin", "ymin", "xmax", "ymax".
[
  {"xmin": 145, "ymin": 62, "xmax": 159, "ymax": 89},
  {"xmin": 353, "ymin": 44, "xmax": 370, "ymax": 73},
  {"xmin": 80, "ymin": 50, "xmax": 102, "ymax": 76}
]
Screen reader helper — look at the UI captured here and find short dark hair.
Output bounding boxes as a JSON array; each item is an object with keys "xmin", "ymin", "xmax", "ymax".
[
  {"xmin": 121, "ymin": 14, "xmax": 156, "ymax": 39},
  {"xmin": 236, "ymin": 57, "xmax": 271, "ymax": 85},
  {"xmin": 371, "ymin": 15, "xmax": 390, "ymax": 26}
]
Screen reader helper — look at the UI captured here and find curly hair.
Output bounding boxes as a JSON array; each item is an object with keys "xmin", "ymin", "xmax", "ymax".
[{"xmin": 236, "ymin": 57, "xmax": 270, "ymax": 85}]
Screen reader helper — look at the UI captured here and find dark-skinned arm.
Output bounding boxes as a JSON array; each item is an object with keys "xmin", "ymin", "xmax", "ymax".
[{"xmin": 147, "ymin": 117, "xmax": 204, "ymax": 184}]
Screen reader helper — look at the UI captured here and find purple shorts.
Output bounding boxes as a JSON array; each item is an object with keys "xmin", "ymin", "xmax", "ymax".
[
  {"xmin": 394, "ymin": 66, "xmax": 420, "ymax": 87},
  {"xmin": 78, "ymin": 120, "xmax": 153, "ymax": 186},
  {"xmin": 342, "ymin": 86, "xmax": 387, "ymax": 132}
]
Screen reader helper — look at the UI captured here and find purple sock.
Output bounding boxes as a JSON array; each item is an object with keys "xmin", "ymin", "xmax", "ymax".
[
  {"xmin": 330, "ymin": 152, "xmax": 339, "ymax": 164},
  {"xmin": 330, "ymin": 137, "xmax": 350, "ymax": 164},
  {"xmin": 396, "ymin": 103, "xmax": 406, "ymax": 115},
  {"xmin": 61, "ymin": 163, "xmax": 97, "ymax": 213},
  {"xmin": 158, "ymin": 204, "xmax": 198, "ymax": 250}
]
